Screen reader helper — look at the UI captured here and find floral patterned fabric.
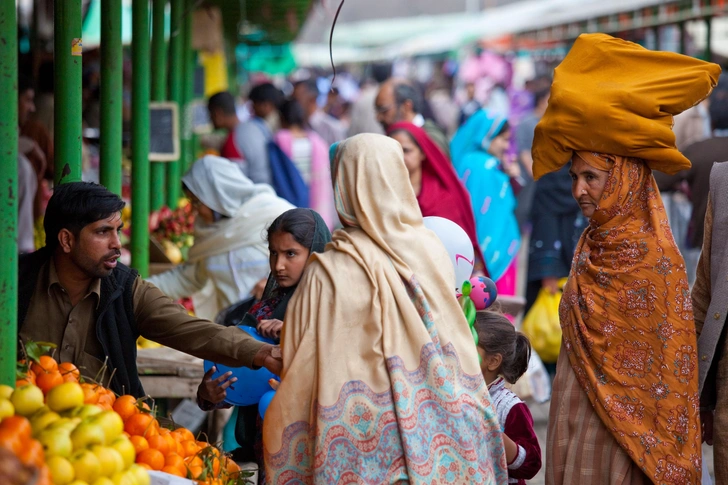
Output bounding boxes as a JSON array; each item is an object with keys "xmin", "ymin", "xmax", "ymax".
[{"xmin": 558, "ymin": 153, "xmax": 701, "ymax": 483}]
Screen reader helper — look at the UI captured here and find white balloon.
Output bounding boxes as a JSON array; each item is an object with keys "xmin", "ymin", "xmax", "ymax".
[{"xmin": 423, "ymin": 216, "xmax": 475, "ymax": 294}]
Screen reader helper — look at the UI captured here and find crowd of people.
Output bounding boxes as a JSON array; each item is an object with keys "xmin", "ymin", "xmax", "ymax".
[{"xmin": 13, "ymin": 31, "xmax": 728, "ymax": 485}]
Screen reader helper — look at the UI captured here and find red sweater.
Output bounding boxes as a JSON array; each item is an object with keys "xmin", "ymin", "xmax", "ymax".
[{"xmin": 488, "ymin": 377, "xmax": 542, "ymax": 484}]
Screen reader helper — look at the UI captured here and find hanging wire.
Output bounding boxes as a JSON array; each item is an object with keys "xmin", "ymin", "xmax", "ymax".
[{"xmin": 328, "ymin": 0, "xmax": 346, "ymax": 89}]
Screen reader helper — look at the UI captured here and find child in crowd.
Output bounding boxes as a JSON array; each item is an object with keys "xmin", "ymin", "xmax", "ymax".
[
  {"xmin": 476, "ymin": 311, "xmax": 542, "ymax": 484},
  {"xmin": 196, "ymin": 208, "xmax": 332, "ymax": 483}
]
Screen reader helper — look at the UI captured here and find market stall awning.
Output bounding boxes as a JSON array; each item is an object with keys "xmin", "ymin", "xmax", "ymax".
[{"xmin": 294, "ymin": 0, "xmax": 674, "ymax": 65}]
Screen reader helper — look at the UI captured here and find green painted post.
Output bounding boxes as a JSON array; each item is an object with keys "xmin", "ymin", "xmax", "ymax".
[
  {"xmin": 182, "ymin": 4, "xmax": 194, "ymax": 171},
  {"xmin": 150, "ymin": 0, "xmax": 168, "ymax": 210},
  {"xmin": 705, "ymin": 17, "xmax": 713, "ymax": 62},
  {"xmin": 99, "ymin": 0, "xmax": 123, "ymax": 195},
  {"xmin": 0, "ymin": 0, "xmax": 18, "ymax": 386},
  {"xmin": 54, "ymin": 0, "xmax": 83, "ymax": 185},
  {"xmin": 166, "ymin": 0, "xmax": 183, "ymax": 207},
  {"xmin": 131, "ymin": 0, "xmax": 151, "ymax": 277}
]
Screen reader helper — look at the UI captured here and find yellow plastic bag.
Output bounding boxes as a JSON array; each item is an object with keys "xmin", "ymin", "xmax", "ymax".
[{"xmin": 522, "ymin": 282, "xmax": 565, "ymax": 364}]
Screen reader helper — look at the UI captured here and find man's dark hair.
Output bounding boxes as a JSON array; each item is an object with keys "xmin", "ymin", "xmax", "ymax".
[
  {"xmin": 710, "ymin": 74, "xmax": 728, "ymax": 131},
  {"xmin": 279, "ymin": 99, "xmax": 306, "ymax": 127},
  {"xmin": 44, "ymin": 182, "xmax": 126, "ymax": 250},
  {"xmin": 370, "ymin": 63, "xmax": 392, "ymax": 84},
  {"xmin": 249, "ymin": 82, "xmax": 283, "ymax": 106},
  {"xmin": 294, "ymin": 79, "xmax": 320, "ymax": 98},
  {"xmin": 207, "ymin": 91, "xmax": 237, "ymax": 116},
  {"xmin": 393, "ymin": 82, "xmax": 423, "ymax": 115},
  {"xmin": 18, "ymin": 73, "xmax": 34, "ymax": 96}
]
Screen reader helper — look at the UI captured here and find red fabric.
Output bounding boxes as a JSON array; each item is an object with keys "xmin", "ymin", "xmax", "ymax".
[
  {"xmin": 220, "ymin": 130, "xmax": 243, "ymax": 161},
  {"xmin": 503, "ymin": 402, "xmax": 542, "ymax": 483},
  {"xmin": 387, "ymin": 122, "xmax": 487, "ymax": 275}
]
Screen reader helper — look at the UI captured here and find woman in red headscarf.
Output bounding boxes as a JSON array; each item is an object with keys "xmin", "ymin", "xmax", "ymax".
[{"xmin": 387, "ymin": 122, "xmax": 486, "ymax": 275}]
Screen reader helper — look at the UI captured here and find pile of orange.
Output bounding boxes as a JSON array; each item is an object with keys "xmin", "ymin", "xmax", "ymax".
[
  {"xmin": 0, "ymin": 414, "xmax": 51, "ymax": 485},
  {"xmin": 115, "ymin": 394, "xmax": 244, "ymax": 484},
  {"xmin": 14, "ymin": 353, "xmax": 247, "ymax": 485}
]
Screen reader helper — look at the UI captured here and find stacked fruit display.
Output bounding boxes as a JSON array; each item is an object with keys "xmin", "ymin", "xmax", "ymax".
[
  {"xmin": 150, "ymin": 200, "xmax": 196, "ymax": 264},
  {"xmin": 4, "ymin": 351, "xmax": 250, "ymax": 485},
  {"xmin": 3, "ymin": 357, "xmax": 148, "ymax": 485}
]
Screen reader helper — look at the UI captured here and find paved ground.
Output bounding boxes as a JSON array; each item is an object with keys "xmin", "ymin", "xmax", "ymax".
[{"xmin": 526, "ymin": 400, "xmax": 715, "ymax": 484}]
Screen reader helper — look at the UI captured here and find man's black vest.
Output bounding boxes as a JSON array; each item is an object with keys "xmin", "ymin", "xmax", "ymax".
[{"xmin": 18, "ymin": 248, "xmax": 145, "ymax": 397}]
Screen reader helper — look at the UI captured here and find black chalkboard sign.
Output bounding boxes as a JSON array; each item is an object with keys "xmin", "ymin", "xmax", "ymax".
[{"xmin": 149, "ymin": 102, "xmax": 180, "ymax": 162}]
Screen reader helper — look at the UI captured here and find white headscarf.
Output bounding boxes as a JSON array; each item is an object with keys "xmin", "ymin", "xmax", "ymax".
[
  {"xmin": 182, "ymin": 155, "xmax": 276, "ymax": 217},
  {"xmin": 183, "ymin": 155, "xmax": 294, "ymax": 262}
]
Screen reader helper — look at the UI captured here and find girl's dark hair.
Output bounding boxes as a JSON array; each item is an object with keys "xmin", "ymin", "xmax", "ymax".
[
  {"xmin": 495, "ymin": 120, "xmax": 510, "ymax": 138},
  {"xmin": 388, "ymin": 128, "xmax": 422, "ymax": 150},
  {"xmin": 279, "ymin": 99, "xmax": 306, "ymax": 128},
  {"xmin": 267, "ymin": 208, "xmax": 316, "ymax": 248},
  {"xmin": 44, "ymin": 182, "xmax": 126, "ymax": 251},
  {"xmin": 475, "ymin": 311, "xmax": 531, "ymax": 384}
]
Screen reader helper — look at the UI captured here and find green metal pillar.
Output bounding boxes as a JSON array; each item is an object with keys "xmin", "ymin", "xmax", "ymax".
[
  {"xmin": 705, "ymin": 17, "xmax": 713, "ymax": 62},
  {"xmin": 0, "ymin": 0, "xmax": 18, "ymax": 386},
  {"xmin": 150, "ymin": 0, "xmax": 168, "ymax": 210},
  {"xmin": 678, "ymin": 22, "xmax": 686, "ymax": 55},
  {"xmin": 54, "ymin": 0, "xmax": 83, "ymax": 185},
  {"xmin": 99, "ymin": 0, "xmax": 123, "ymax": 195},
  {"xmin": 182, "ymin": 3, "xmax": 194, "ymax": 171},
  {"xmin": 166, "ymin": 0, "xmax": 184, "ymax": 207},
  {"xmin": 131, "ymin": 0, "xmax": 151, "ymax": 277}
]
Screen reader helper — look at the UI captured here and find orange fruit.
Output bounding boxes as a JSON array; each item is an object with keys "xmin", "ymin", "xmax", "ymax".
[
  {"xmin": 114, "ymin": 394, "xmax": 139, "ymax": 421},
  {"xmin": 18, "ymin": 439, "xmax": 44, "ymax": 468},
  {"xmin": 0, "ymin": 415, "xmax": 32, "ymax": 441},
  {"xmin": 187, "ymin": 464, "xmax": 203, "ymax": 480},
  {"xmin": 58, "ymin": 362, "xmax": 80, "ymax": 381},
  {"xmin": 124, "ymin": 413, "xmax": 154, "ymax": 436},
  {"xmin": 224, "ymin": 457, "xmax": 240, "ymax": 474},
  {"xmin": 36, "ymin": 371, "xmax": 64, "ymax": 394},
  {"xmin": 180, "ymin": 440, "xmax": 200, "ymax": 458},
  {"xmin": 165, "ymin": 453, "xmax": 186, "ymax": 475},
  {"xmin": 158, "ymin": 427, "xmax": 170, "ymax": 436},
  {"xmin": 130, "ymin": 435, "xmax": 149, "ymax": 454},
  {"xmin": 147, "ymin": 435, "xmax": 169, "ymax": 455},
  {"xmin": 31, "ymin": 356, "xmax": 58, "ymax": 375},
  {"xmin": 162, "ymin": 465, "xmax": 185, "ymax": 477},
  {"xmin": 136, "ymin": 462, "xmax": 152, "ymax": 471},
  {"xmin": 0, "ymin": 428, "xmax": 22, "ymax": 455},
  {"xmin": 172, "ymin": 427, "xmax": 194, "ymax": 443},
  {"xmin": 136, "ymin": 448, "xmax": 164, "ymax": 470},
  {"xmin": 81, "ymin": 383, "xmax": 100, "ymax": 404}
]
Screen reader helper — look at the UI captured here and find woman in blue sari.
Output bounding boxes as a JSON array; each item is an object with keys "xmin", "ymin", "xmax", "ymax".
[{"xmin": 451, "ymin": 109, "xmax": 521, "ymax": 294}]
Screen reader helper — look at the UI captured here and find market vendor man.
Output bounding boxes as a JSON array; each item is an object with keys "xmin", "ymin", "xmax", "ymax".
[{"xmin": 17, "ymin": 181, "xmax": 282, "ymax": 397}]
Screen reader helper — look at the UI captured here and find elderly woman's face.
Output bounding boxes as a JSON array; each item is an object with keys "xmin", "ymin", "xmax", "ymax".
[
  {"xmin": 569, "ymin": 155, "xmax": 610, "ymax": 218},
  {"xmin": 184, "ymin": 189, "xmax": 215, "ymax": 224}
]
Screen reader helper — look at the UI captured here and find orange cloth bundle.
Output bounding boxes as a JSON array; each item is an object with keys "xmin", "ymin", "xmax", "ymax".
[{"xmin": 532, "ymin": 33, "xmax": 721, "ymax": 179}]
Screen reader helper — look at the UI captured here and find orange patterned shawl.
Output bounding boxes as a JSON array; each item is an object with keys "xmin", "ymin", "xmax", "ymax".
[{"xmin": 560, "ymin": 152, "xmax": 701, "ymax": 483}]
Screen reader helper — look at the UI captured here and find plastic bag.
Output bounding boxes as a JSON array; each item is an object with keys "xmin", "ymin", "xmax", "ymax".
[
  {"xmin": 510, "ymin": 350, "xmax": 552, "ymax": 404},
  {"xmin": 522, "ymin": 282, "xmax": 564, "ymax": 363}
]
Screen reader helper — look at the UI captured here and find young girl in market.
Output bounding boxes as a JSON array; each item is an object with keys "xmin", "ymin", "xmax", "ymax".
[
  {"xmin": 475, "ymin": 311, "xmax": 542, "ymax": 484},
  {"xmin": 196, "ymin": 208, "xmax": 332, "ymax": 483}
]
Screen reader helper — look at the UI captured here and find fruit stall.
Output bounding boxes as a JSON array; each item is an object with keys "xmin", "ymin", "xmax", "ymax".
[{"xmin": 2, "ymin": 346, "xmax": 249, "ymax": 485}]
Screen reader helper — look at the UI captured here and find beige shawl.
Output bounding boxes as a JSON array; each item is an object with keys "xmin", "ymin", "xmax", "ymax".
[{"xmin": 263, "ymin": 134, "xmax": 507, "ymax": 484}]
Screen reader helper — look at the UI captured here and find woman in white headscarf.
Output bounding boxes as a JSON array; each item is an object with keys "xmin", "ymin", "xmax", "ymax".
[{"xmin": 148, "ymin": 155, "xmax": 294, "ymax": 321}]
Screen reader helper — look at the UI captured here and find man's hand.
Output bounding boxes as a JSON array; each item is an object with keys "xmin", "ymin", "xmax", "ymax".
[
  {"xmin": 252, "ymin": 278, "xmax": 267, "ymax": 301},
  {"xmin": 197, "ymin": 366, "xmax": 236, "ymax": 405},
  {"xmin": 253, "ymin": 344, "xmax": 283, "ymax": 376},
  {"xmin": 702, "ymin": 409, "xmax": 714, "ymax": 445},
  {"xmin": 258, "ymin": 319, "xmax": 283, "ymax": 340}
]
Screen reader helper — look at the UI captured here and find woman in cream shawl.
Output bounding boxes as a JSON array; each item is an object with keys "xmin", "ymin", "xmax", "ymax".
[
  {"xmin": 263, "ymin": 134, "xmax": 508, "ymax": 484},
  {"xmin": 149, "ymin": 155, "xmax": 294, "ymax": 320}
]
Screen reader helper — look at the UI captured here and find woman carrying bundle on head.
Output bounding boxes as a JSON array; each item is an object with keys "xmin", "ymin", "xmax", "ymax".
[{"xmin": 532, "ymin": 34, "xmax": 721, "ymax": 484}]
